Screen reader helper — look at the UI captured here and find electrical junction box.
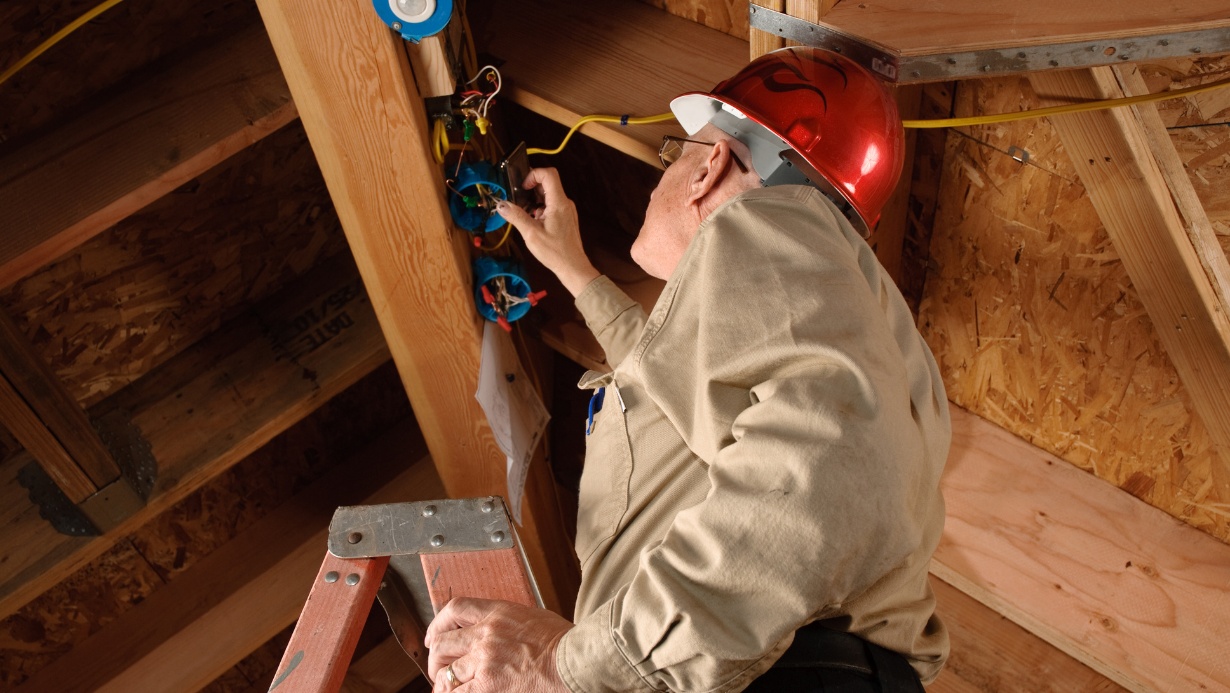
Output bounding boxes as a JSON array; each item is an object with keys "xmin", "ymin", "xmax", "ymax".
[{"xmin": 372, "ymin": 0, "xmax": 453, "ymax": 43}]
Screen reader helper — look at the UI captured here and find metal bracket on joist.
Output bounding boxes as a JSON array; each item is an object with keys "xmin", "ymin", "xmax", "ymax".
[
  {"xmin": 17, "ymin": 408, "xmax": 156, "ymax": 536},
  {"xmin": 748, "ymin": 4, "xmax": 1230, "ymax": 83}
]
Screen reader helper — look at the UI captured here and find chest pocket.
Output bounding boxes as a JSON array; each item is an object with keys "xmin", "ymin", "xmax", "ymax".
[{"xmin": 576, "ymin": 370, "xmax": 634, "ymax": 568}]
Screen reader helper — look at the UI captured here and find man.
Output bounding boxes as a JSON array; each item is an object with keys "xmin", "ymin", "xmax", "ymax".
[{"xmin": 424, "ymin": 48, "xmax": 951, "ymax": 692}]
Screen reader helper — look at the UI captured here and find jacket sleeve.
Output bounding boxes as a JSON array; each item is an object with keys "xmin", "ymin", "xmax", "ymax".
[
  {"xmin": 573, "ymin": 275, "xmax": 649, "ymax": 369},
  {"xmin": 556, "ymin": 189, "xmax": 946, "ymax": 693}
]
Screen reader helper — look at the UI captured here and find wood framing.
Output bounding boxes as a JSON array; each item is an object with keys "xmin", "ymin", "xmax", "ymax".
[
  {"xmin": 1029, "ymin": 67, "xmax": 1230, "ymax": 483},
  {"xmin": 0, "ymin": 257, "xmax": 389, "ymax": 620},
  {"xmin": 253, "ymin": 0, "xmax": 578, "ymax": 613},
  {"xmin": 0, "ymin": 24, "xmax": 296, "ymax": 288},
  {"xmin": 482, "ymin": 0, "xmax": 745, "ymax": 168},
  {"xmin": 13, "ymin": 430, "xmax": 439, "ymax": 693},
  {"xmin": 818, "ymin": 0, "xmax": 1230, "ymax": 57},
  {"xmin": 0, "ymin": 310, "xmax": 120, "ymax": 501},
  {"xmin": 936, "ymin": 404, "xmax": 1230, "ymax": 693}
]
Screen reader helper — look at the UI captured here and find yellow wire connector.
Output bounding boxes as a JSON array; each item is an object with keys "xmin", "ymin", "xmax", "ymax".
[
  {"xmin": 527, "ymin": 113, "xmax": 675, "ymax": 156},
  {"xmin": 0, "ymin": 0, "xmax": 129, "ymax": 88}
]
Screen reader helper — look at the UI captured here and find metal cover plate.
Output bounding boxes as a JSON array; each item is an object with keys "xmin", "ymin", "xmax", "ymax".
[{"xmin": 328, "ymin": 497, "xmax": 514, "ymax": 558}]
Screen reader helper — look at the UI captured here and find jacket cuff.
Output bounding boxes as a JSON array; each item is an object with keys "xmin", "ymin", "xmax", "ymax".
[
  {"xmin": 557, "ymin": 601, "xmax": 655, "ymax": 693},
  {"xmin": 573, "ymin": 275, "xmax": 639, "ymax": 336}
]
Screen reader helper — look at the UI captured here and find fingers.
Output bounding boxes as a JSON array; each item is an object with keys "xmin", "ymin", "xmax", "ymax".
[
  {"xmin": 522, "ymin": 167, "xmax": 567, "ymax": 208},
  {"xmin": 425, "ymin": 597, "xmax": 497, "ymax": 647},
  {"xmin": 426, "ymin": 625, "xmax": 476, "ymax": 681},
  {"xmin": 432, "ymin": 656, "xmax": 473, "ymax": 693},
  {"xmin": 494, "ymin": 199, "xmax": 537, "ymax": 232}
]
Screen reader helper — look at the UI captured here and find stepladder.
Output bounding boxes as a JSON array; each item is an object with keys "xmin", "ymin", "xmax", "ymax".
[{"xmin": 268, "ymin": 497, "xmax": 541, "ymax": 692}]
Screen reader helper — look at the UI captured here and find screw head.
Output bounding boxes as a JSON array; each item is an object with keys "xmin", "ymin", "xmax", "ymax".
[
  {"xmin": 423, "ymin": 505, "xmax": 437, "ymax": 517},
  {"xmin": 325, "ymin": 571, "xmax": 340, "ymax": 583},
  {"xmin": 490, "ymin": 531, "xmax": 506, "ymax": 544},
  {"xmin": 481, "ymin": 500, "xmax": 495, "ymax": 513},
  {"xmin": 431, "ymin": 534, "xmax": 445, "ymax": 547},
  {"xmin": 345, "ymin": 573, "xmax": 360, "ymax": 586},
  {"xmin": 391, "ymin": 21, "xmax": 402, "ymax": 30},
  {"xmin": 348, "ymin": 532, "xmax": 363, "ymax": 544}
]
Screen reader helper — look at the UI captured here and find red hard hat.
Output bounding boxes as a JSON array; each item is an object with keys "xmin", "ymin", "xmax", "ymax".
[{"xmin": 671, "ymin": 47, "xmax": 904, "ymax": 235}]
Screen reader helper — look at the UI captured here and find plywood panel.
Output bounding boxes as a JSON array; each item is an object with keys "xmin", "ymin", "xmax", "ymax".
[
  {"xmin": 638, "ymin": 0, "xmax": 749, "ymax": 40},
  {"xmin": 920, "ymin": 72, "xmax": 1230, "ymax": 544},
  {"xmin": 1, "ymin": 123, "xmax": 345, "ymax": 409},
  {"xmin": 0, "ymin": 0, "xmax": 259, "ymax": 148},
  {"xmin": 936, "ymin": 405, "xmax": 1230, "ymax": 693},
  {"xmin": 0, "ymin": 23, "xmax": 297, "ymax": 287}
]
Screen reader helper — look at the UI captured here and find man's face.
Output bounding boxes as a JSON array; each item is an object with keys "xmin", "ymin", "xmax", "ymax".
[{"xmin": 631, "ymin": 145, "xmax": 699, "ymax": 280}]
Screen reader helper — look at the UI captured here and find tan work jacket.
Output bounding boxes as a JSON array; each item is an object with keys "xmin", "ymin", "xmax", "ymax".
[{"xmin": 555, "ymin": 186, "xmax": 950, "ymax": 693}]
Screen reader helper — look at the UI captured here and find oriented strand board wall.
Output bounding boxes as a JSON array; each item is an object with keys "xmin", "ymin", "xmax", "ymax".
[
  {"xmin": 0, "ymin": 362, "xmax": 411, "ymax": 689},
  {"xmin": 0, "ymin": 124, "xmax": 345, "ymax": 408},
  {"xmin": 638, "ymin": 0, "xmax": 749, "ymax": 39},
  {"xmin": 920, "ymin": 59, "xmax": 1230, "ymax": 545}
]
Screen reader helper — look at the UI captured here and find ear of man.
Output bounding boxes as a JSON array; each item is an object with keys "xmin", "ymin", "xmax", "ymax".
[{"xmin": 685, "ymin": 140, "xmax": 735, "ymax": 208}]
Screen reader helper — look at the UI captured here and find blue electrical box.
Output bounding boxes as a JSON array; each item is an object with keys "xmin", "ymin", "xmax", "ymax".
[{"xmin": 371, "ymin": 0, "xmax": 453, "ymax": 43}]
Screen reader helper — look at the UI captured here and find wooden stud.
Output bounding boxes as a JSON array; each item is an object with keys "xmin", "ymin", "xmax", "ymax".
[
  {"xmin": 1029, "ymin": 67, "xmax": 1230, "ymax": 484},
  {"xmin": 750, "ymin": 0, "xmax": 786, "ymax": 58},
  {"xmin": 0, "ymin": 257, "xmax": 390, "ymax": 621},
  {"xmin": 817, "ymin": 0, "xmax": 1230, "ymax": 58},
  {"xmin": 254, "ymin": 0, "xmax": 578, "ymax": 613},
  {"xmin": 0, "ymin": 24, "xmax": 296, "ymax": 288},
  {"xmin": 0, "ymin": 373, "xmax": 95, "ymax": 502},
  {"xmin": 0, "ymin": 310, "xmax": 120, "ymax": 493},
  {"xmin": 270, "ymin": 554, "xmax": 390, "ymax": 693},
  {"xmin": 935, "ymin": 404, "xmax": 1230, "ymax": 693}
]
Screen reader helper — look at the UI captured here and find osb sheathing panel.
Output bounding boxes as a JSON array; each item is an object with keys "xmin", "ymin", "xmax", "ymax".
[
  {"xmin": 0, "ymin": 363, "xmax": 411, "ymax": 689},
  {"xmin": 637, "ymin": 0, "xmax": 749, "ymax": 39},
  {"xmin": 0, "ymin": 124, "xmax": 346, "ymax": 409},
  {"xmin": 920, "ymin": 61, "xmax": 1230, "ymax": 545},
  {"xmin": 0, "ymin": 0, "xmax": 259, "ymax": 150}
]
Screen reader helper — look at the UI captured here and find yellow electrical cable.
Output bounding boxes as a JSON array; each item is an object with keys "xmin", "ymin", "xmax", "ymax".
[
  {"xmin": 0, "ymin": 0, "xmax": 128, "ymax": 88},
  {"xmin": 903, "ymin": 76, "xmax": 1230, "ymax": 129},
  {"xmin": 432, "ymin": 118, "xmax": 450, "ymax": 164},
  {"xmin": 527, "ymin": 113, "xmax": 676, "ymax": 156}
]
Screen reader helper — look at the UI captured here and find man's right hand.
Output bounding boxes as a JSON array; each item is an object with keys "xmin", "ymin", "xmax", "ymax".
[{"xmin": 495, "ymin": 168, "xmax": 600, "ymax": 297}]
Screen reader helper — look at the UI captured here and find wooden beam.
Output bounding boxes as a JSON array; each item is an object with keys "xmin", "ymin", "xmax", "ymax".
[
  {"xmin": 254, "ymin": 0, "xmax": 579, "ymax": 613},
  {"xmin": 750, "ymin": 0, "xmax": 786, "ymax": 58},
  {"xmin": 818, "ymin": 1, "xmax": 1230, "ymax": 57},
  {"xmin": 482, "ymin": 0, "xmax": 746, "ymax": 167},
  {"xmin": 935, "ymin": 404, "xmax": 1230, "ymax": 693},
  {"xmin": 0, "ymin": 23, "xmax": 296, "ymax": 288},
  {"xmin": 0, "ymin": 256, "xmax": 390, "ymax": 620},
  {"xmin": 1029, "ymin": 67, "xmax": 1230, "ymax": 485},
  {"xmin": 0, "ymin": 310, "xmax": 120, "ymax": 496},
  {"xmin": 928, "ymin": 576, "xmax": 1126, "ymax": 693},
  {"xmin": 0, "ymin": 374, "xmax": 95, "ymax": 503},
  {"xmin": 14, "ymin": 423, "xmax": 439, "ymax": 693}
]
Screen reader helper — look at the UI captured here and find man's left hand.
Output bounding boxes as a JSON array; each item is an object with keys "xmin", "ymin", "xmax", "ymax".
[{"xmin": 424, "ymin": 597, "xmax": 574, "ymax": 692}]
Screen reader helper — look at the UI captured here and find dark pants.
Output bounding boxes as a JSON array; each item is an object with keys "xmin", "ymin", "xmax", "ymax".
[{"xmin": 743, "ymin": 624, "xmax": 926, "ymax": 693}]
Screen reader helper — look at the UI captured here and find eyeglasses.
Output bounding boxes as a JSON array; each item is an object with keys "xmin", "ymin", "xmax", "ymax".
[{"xmin": 659, "ymin": 135, "xmax": 749, "ymax": 174}]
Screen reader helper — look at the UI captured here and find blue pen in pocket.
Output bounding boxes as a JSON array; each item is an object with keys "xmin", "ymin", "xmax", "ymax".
[{"xmin": 586, "ymin": 386, "xmax": 606, "ymax": 436}]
